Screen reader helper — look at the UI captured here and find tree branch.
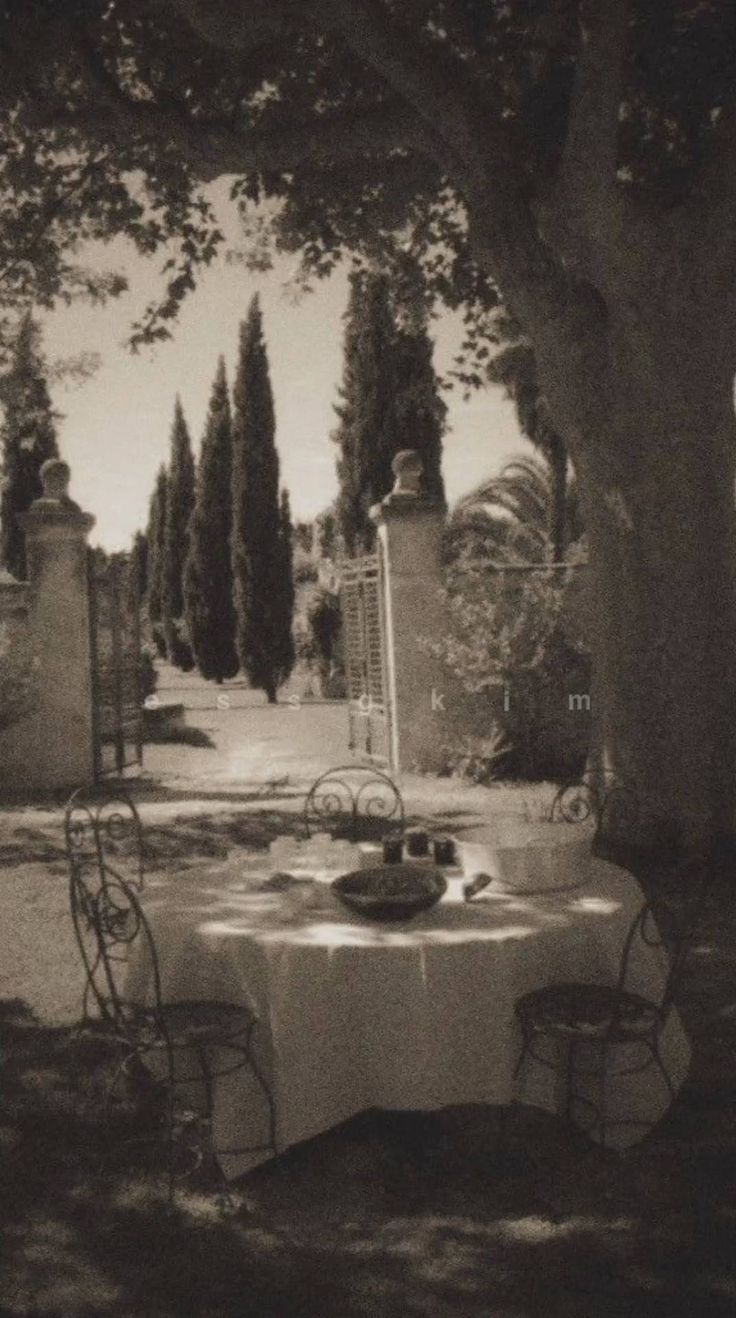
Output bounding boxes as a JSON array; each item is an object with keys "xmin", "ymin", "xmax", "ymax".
[
  {"xmin": 684, "ymin": 95, "xmax": 736, "ymax": 288},
  {"xmin": 561, "ymin": 0, "xmax": 630, "ymax": 220},
  {"xmin": 312, "ymin": 0, "xmax": 598, "ymax": 349},
  {"xmin": 0, "ymin": 153, "xmax": 113, "ymax": 296},
  {"xmin": 27, "ymin": 79, "xmax": 429, "ymax": 186},
  {"xmin": 311, "ymin": 0, "xmax": 507, "ymax": 180},
  {"xmin": 158, "ymin": 0, "xmax": 295, "ymax": 54}
]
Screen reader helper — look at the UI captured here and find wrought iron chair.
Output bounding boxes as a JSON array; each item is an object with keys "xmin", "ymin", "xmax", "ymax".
[
  {"xmin": 65, "ymin": 792, "xmax": 277, "ymax": 1200},
  {"xmin": 65, "ymin": 786, "xmax": 145, "ymax": 1027},
  {"xmin": 303, "ymin": 763, "xmax": 405, "ymax": 841},
  {"xmin": 65, "ymin": 784, "xmax": 144, "ymax": 886},
  {"xmin": 549, "ymin": 770, "xmax": 638, "ymax": 841},
  {"xmin": 513, "ymin": 864, "xmax": 708, "ymax": 1147}
]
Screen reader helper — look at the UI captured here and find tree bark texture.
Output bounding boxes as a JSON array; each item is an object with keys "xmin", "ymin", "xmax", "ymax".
[{"xmin": 542, "ymin": 310, "xmax": 736, "ymax": 848}]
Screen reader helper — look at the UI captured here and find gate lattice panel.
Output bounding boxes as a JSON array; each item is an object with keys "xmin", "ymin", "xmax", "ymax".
[
  {"xmin": 340, "ymin": 552, "xmax": 392, "ymax": 764},
  {"xmin": 89, "ymin": 553, "xmax": 142, "ymax": 778}
]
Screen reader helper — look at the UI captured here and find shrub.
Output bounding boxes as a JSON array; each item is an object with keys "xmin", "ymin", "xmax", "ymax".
[
  {"xmin": 435, "ymin": 562, "xmax": 591, "ymax": 782},
  {"xmin": 167, "ymin": 618, "xmax": 195, "ymax": 672},
  {"xmin": 307, "ymin": 587, "xmax": 343, "ymax": 688},
  {"xmin": 294, "ymin": 560, "xmax": 318, "ymax": 585},
  {"xmin": 439, "ymin": 729, "xmax": 514, "ymax": 784},
  {"xmin": 150, "ymin": 623, "xmax": 168, "ymax": 659}
]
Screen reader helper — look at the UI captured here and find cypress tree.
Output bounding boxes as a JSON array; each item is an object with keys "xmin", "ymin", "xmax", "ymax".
[
  {"xmin": 146, "ymin": 465, "xmax": 168, "ymax": 657},
  {"xmin": 333, "ymin": 271, "xmax": 399, "ymax": 556},
  {"xmin": 272, "ymin": 487, "xmax": 296, "ymax": 687},
  {"xmin": 393, "ymin": 311, "xmax": 446, "ymax": 505},
  {"xmin": 0, "ymin": 312, "xmax": 60, "ymax": 580},
  {"xmin": 333, "ymin": 275, "xmax": 448, "ymax": 556},
  {"xmin": 162, "ymin": 396, "xmax": 195, "ymax": 665},
  {"xmin": 183, "ymin": 356, "xmax": 239, "ymax": 682},
  {"xmin": 231, "ymin": 294, "xmax": 284, "ymax": 703},
  {"xmin": 128, "ymin": 529, "xmax": 148, "ymax": 606}
]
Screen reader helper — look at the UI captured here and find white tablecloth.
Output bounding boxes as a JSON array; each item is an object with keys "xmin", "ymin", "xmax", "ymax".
[{"xmin": 124, "ymin": 850, "xmax": 691, "ymax": 1179}]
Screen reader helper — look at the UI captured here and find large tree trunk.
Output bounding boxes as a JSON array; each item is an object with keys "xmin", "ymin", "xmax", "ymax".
[
  {"xmin": 570, "ymin": 327, "xmax": 736, "ymax": 851},
  {"xmin": 546, "ymin": 434, "xmax": 568, "ymax": 563}
]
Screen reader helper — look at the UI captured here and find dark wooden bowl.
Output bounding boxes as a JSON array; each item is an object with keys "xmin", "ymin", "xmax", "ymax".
[{"xmin": 332, "ymin": 864, "xmax": 447, "ymax": 921}]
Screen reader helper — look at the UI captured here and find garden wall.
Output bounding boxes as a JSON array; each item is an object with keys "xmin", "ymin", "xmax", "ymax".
[{"xmin": 0, "ymin": 571, "xmax": 39, "ymax": 790}]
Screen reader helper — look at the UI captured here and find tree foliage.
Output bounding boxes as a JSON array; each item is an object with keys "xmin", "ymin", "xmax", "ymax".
[
  {"xmin": 438, "ymin": 563, "xmax": 591, "ymax": 782},
  {"xmin": 145, "ymin": 464, "xmax": 168, "ymax": 638},
  {"xmin": 334, "ymin": 272, "xmax": 399, "ymax": 556},
  {"xmin": 0, "ymin": 4, "xmax": 733, "ymax": 350},
  {"xmin": 128, "ymin": 529, "xmax": 148, "ymax": 603},
  {"xmin": 446, "ymin": 454, "xmax": 583, "ymax": 568},
  {"xmin": 231, "ymin": 294, "xmax": 284, "ymax": 702},
  {"xmin": 0, "ymin": 313, "xmax": 59, "ymax": 580},
  {"xmin": 334, "ymin": 269, "xmax": 446, "ymax": 554},
  {"xmin": 307, "ymin": 586, "xmax": 343, "ymax": 691},
  {"xmin": 314, "ymin": 507, "xmax": 340, "ymax": 562},
  {"xmin": 394, "ymin": 312, "xmax": 446, "ymax": 505},
  {"xmin": 161, "ymin": 396, "xmax": 195, "ymax": 667},
  {"xmin": 183, "ymin": 356, "xmax": 239, "ymax": 682},
  {"xmin": 273, "ymin": 487, "xmax": 297, "ymax": 688}
]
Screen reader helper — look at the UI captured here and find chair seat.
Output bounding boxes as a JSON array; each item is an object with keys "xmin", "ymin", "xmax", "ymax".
[
  {"xmin": 130, "ymin": 1000, "xmax": 256, "ymax": 1048},
  {"xmin": 515, "ymin": 982, "xmax": 663, "ymax": 1040}
]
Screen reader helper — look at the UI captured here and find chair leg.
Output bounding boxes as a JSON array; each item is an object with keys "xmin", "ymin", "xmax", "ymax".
[
  {"xmin": 243, "ymin": 1036, "xmax": 278, "ymax": 1157},
  {"xmin": 649, "ymin": 1041, "xmax": 676, "ymax": 1101},
  {"xmin": 198, "ymin": 1045, "xmax": 214, "ymax": 1121},
  {"xmin": 598, "ymin": 1043, "xmax": 608, "ymax": 1147},
  {"xmin": 514, "ymin": 1031, "xmax": 530, "ymax": 1081},
  {"xmin": 564, "ymin": 1038, "xmax": 577, "ymax": 1123},
  {"xmin": 165, "ymin": 1084, "xmax": 177, "ymax": 1206},
  {"xmin": 103, "ymin": 1049, "xmax": 134, "ymax": 1130}
]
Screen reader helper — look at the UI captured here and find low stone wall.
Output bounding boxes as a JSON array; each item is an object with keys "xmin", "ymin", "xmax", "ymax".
[{"xmin": 0, "ymin": 572, "xmax": 39, "ymax": 794}]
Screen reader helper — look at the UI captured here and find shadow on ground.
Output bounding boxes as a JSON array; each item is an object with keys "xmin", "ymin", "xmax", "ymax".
[{"xmin": 2, "ymin": 992, "xmax": 736, "ymax": 1318}]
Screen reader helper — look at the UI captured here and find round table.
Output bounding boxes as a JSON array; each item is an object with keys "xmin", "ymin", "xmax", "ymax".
[{"xmin": 124, "ymin": 848, "xmax": 691, "ymax": 1180}]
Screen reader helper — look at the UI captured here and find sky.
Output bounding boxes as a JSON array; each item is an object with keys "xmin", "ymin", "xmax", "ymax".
[{"xmin": 39, "ymin": 193, "xmax": 530, "ymax": 552}]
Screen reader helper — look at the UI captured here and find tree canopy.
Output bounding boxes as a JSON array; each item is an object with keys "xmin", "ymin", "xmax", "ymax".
[
  {"xmin": 1, "ymin": 3, "xmax": 733, "ymax": 350},
  {"xmin": 145, "ymin": 463, "xmax": 168, "ymax": 634}
]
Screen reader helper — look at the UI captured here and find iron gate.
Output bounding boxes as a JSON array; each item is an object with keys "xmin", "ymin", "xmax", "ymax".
[
  {"xmin": 88, "ymin": 551, "xmax": 142, "ymax": 778},
  {"xmin": 340, "ymin": 552, "xmax": 392, "ymax": 764}
]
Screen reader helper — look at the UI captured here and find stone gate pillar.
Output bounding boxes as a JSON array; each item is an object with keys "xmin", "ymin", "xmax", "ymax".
[
  {"xmin": 370, "ymin": 450, "xmax": 457, "ymax": 773},
  {"xmin": 17, "ymin": 459, "xmax": 96, "ymax": 792}
]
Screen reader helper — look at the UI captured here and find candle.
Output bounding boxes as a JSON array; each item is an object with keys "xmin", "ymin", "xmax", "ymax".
[
  {"xmin": 432, "ymin": 835, "xmax": 455, "ymax": 866},
  {"xmin": 405, "ymin": 828, "xmax": 429, "ymax": 858},
  {"xmin": 382, "ymin": 834, "xmax": 404, "ymax": 864}
]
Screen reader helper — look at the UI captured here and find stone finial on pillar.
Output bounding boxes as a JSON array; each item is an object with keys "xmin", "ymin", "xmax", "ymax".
[
  {"xmin": 15, "ymin": 461, "xmax": 97, "ymax": 792},
  {"xmin": 370, "ymin": 451, "xmax": 455, "ymax": 773},
  {"xmin": 40, "ymin": 458, "xmax": 72, "ymax": 500},
  {"xmin": 390, "ymin": 449, "xmax": 424, "ymax": 497}
]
